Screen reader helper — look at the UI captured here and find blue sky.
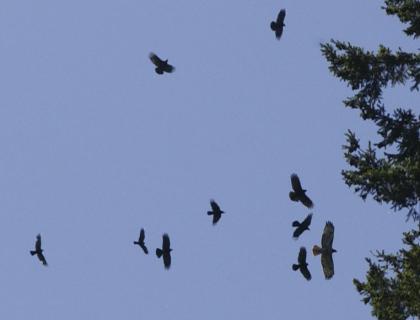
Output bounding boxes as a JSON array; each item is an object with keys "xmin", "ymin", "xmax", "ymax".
[{"xmin": 0, "ymin": 1, "xmax": 418, "ymax": 319}]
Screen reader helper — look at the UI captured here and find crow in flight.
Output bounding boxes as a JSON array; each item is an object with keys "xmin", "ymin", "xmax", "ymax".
[
  {"xmin": 149, "ymin": 53, "xmax": 175, "ymax": 75},
  {"xmin": 313, "ymin": 221, "xmax": 336, "ymax": 280},
  {"xmin": 292, "ymin": 213, "xmax": 313, "ymax": 239},
  {"xmin": 270, "ymin": 9, "xmax": 286, "ymax": 40},
  {"xmin": 156, "ymin": 234, "xmax": 172, "ymax": 269},
  {"xmin": 30, "ymin": 234, "xmax": 48, "ymax": 266},
  {"xmin": 207, "ymin": 199, "xmax": 225, "ymax": 225},
  {"xmin": 289, "ymin": 174, "xmax": 314, "ymax": 208},
  {"xmin": 133, "ymin": 228, "xmax": 148, "ymax": 254},
  {"xmin": 292, "ymin": 247, "xmax": 311, "ymax": 280}
]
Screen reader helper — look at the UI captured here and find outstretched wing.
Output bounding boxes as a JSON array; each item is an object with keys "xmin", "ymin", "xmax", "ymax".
[
  {"xmin": 35, "ymin": 234, "xmax": 42, "ymax": 251},
  {"xmin": 291, "ymin": 174, "xmax": 303, "ymax": 193},
  {"xmin": 210, "ymin": 199, "xmax": 221, "ymax": 213},
  {"xmin": 149, "ymin": 53, "xmax": 163, "ymax": 67},
  {"xmin": 139, "ymin": 228, "xmax": 145, "ymax": 243},
  {"xmin": 164, "ymin": 63, "xmax": 175, "ymax": 73},
  {"xmin": 140, "ymin": 243, "xmax": 149, "ymax": 254},
  {"xmin": 163, "ymin": 252, "xmax": 171, "ymax": 269},
  {"xmin": 37, "ymin": 252, "xmax": 48, "ymax": 266},
  {"xmin": 321, "ymin": 221, "xmax": 334, "ymax": 249},
  {"xmin": 300, "ymin": 264, "xmax": 311, "ymax": 280},
  {"xmin": 162, "ymin": 234, "xmax": 170, "ymax": 252},
  {"xmin": 297, "ymin": 247, "xmax": 307, "ymax": 265},
  {"xmin": 321, "ymin": 252, "xmax": 334, "ymax": 279},
  {"xmin": 277, "ymin": 9, "xmax": 286, "ymax": 24},
  {"xmin": 302, "ymin": 213, "xmax": 313, "ymax": 228},
  {"xmin": 300, "ymin": 194, "xmax": 314, "ymax": 209}
]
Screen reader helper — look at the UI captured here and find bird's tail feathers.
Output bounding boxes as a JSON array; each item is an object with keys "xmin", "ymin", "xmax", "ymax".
[
  {"xmin": 292, "ymin": 264, "xmax": 300, "ymax": 271},
  {"xmin": 270, "ymin": 21, "xmax": 276, "ymax": 31},
  {"xmin": 133, "ymin": 241, "xmax": 139, "ymax": 245},
  {"xmin": 156, "ymin": 248, "xmax": 163, "ymax": 258},
  {"xmin": 207, "ymin": 211, "xmax": 213, "ymax": 216},
  {"xmin": 292, "ymin": 221, "xmax": 300, "ymax": 227},
  {"xmin": 289, "ymin": 192, "xmax": 298, "ymax": 202},
  {"xmin": 312, "ymin": 245, "xmax": 322, "ymax": 256},
  {"xmin": 30, "ymin": 250, "xmax": 36, "ymax": 256}
]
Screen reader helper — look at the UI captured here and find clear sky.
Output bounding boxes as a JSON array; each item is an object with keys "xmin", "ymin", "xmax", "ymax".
[{"xmin": 0, "ymin": 1, "xmax": 418, "ymax": 319}]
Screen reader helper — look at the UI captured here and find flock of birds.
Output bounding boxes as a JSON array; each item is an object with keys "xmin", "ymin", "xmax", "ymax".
[
  {"xmin": 29, "ymin": 8, "xmax": 337, "ymax": 281},
  {"xmin": 30, "ymin": 173, "xmax": 337, "ymax": 280}
]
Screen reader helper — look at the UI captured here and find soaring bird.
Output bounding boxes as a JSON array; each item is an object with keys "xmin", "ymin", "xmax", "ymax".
[
  {"xmin": 313, "ymin": 221, "xmax": 337, "ymax": 279},
  {"xmin": 156, "ymin": 234, "xmax": 172, "ymax": 269},
  {"xmin": 133, "ymin": 228, "xmax": 148, "ymax": 254},
  {"xmin": 149, "ymin": 53, "xmax": 175, "ymax": 75},
  {"xmin": 207, "ymin": 199, "xmax": 225, "ymax": 225},
  {"xmin": 30, "ymin": 234, "xmax": 48, "ymax": 266},
  {"xmin": 289, "ymin": 174, "xmax": 314, "ymax": 208},
  {"xmin": 292, "ymin": 213, "xmax": 313, "ymax": 239},
  {"xmin": 270, "ymin": 9, "xmax": 286, "ymax": 40},
  {"xmin": 292, "ymin": 247, "xmax": 311, "ymax": 280}
]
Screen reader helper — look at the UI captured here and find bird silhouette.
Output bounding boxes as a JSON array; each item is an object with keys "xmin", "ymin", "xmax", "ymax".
[
  {"xmin": 313, "ymin": 221, "xmax": 337, "ymax": 279},
  {"xmin": 156, "ymin": 234, "xmax": 172, "ymax": 269},
  {"xmin": 292, "ymin": 213, "xmax": 313, "ymax": 239},
  {"xmin": 30, "ymin": 234, "xmax": 48, "ymax": 266},
  {"xmin": 289, "ymin": 174, "xmax": 314, "ymax": 208},
  {"xmin": 270, "ymin": 9, "xmax": 286, "ymax": 40},
  {"xmin": 207, "ymin": 199, "xmax": 225, "ymax": 225},
  {"xmin": 133, "ymin": 228, "xmax": 148, "ymax": 254},
  {"xmin": 292, "ymin": 247, "xmax": 311, "ymax": 280},
  {"xmin": 149, "ymin": 53, "xmax": 175, "ymax": 74}
]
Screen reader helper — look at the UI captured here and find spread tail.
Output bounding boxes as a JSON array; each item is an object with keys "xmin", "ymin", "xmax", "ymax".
[
  {"xmin": 289, "ymin": 192, "xmax": 298, "ymax": 202},
  {"xmin": 270, "ymin": 21, "xmax": 276, "ymax": 31},
  {"xmin": 292, "ymin": 221, "xmax": 300, "ymax": 227},
  {"xmin": 30, "ymin": 250, "xmax": 36, "ymax": 256},
  {"xmin": 292, "ymin": 264, "xmax": 299, "ymax": 271},
  {"xmin": 156, "ymin": 248, "xmax": 163, "ymax": 258},
  {"xmin": 312, "ymin": 245, "xmax": 322, "ymax": 256}
]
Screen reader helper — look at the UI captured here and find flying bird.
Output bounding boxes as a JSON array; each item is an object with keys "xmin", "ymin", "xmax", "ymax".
[
  {"xmin": 289, "ymin": 174, "xmax": 314, "ymax": 208},
  {"xmin": 133, "ymin": 228, "xmax": 148, "ymax": 254},
  {"xmin": 30, "ymin": 234, "xmax": 48, "ymax": 266},
  {"xmin": 292, "ymin": 247, "xmax": 311, "ymax": 280},
  {"xmin": 156, "ymin": 234, "xmax": 172, "ymax": 269},
  {"xmin": 270, "ymin": 9, "xmax": 286, "ymax": 40},
  {"xmin": 207, "ymin": 199, "xmax": 225, "ymax": 225},
  {"xmin": 313, "ymin": 221, "xmax": 337, "ymax": 279},
  {"xmin": 149, "ymin": 53, "xmax": 175, "ymax": 75},
  {"xmin": 292, "ymin": 213, "xmax": 313, "ymax": 239}
]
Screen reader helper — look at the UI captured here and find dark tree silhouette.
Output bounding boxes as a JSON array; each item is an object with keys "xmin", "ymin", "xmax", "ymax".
[
  {"xmin": 149, "ymin": 53, "xmax": 175, "ymax": 75},
  {"xmin": 292, "ymin": 247, "xmax": 311, "ymax": 281},
  {"xmin": 207, "ymin": 199, "xmax": 225, "ymax": 225},
  {"xmin": 313, "ymin": 222, "xmax": 336, "ymax": 279},
  {"xmin": 133, "ymin": 228, "xmax": 148, "ymax": 254},
  {"xmin": 321, "ymin": 5, "xmax": 419, "ymax": 221},
  {"xmin": 322, "ymin": 2, "xmax": 420, "ymax": 316},
  {"xmin": 30, "ymin": 234, "xmax": 48, "ymax": 266},
  {"xmin": 353, "ymin": 226, "xmax": 420, "ymax": 320},
  {"xmin": 270, "ymin": 9, "xmax": 286, "ymax": 40},
  {"xmin": 289, "ymin": 174, "xmax": 314, "ymax": 208},
  {"xmin": 292, "ymin": 213, "xmax": 313, "ymax": 239},
  {"xmin": 156, "ymin": 234, "xmax": 172, "ymax": 269}
]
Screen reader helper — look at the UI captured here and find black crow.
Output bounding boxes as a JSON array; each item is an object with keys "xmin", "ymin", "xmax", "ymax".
[
  {"xmin": 292, "ymin": 213, "xmax": 313, "ymax": 239},
  {"xmin": 30, "ymin": 234, "xmax": 48, "ymax": 266},
  {"xmin": 270, "ymin": 9, "xmax": 286, "ymax": 40},
  {"xmin": 149, "ymin": 53, "xmax": 175, "ymax": 74},
  {"xmin": 292, "ymin": 247, "xmax": 311, "ymax": 280},
  {"xmin": 313, "ymin": 221, "xmax": 337, "ymax": 279},
  {"xmin": 207, "ymin": 199, "xmax": 225, "ymax": 225},
  {"xmin": 133, "ymin": 228, "xmax": 148, "ymax": 254},
  {"xmin": 289, "ymin": 173, "xmax": 314, "ymax": 208},
  {"xmin": 156, "ymin": 234, "xmax": 172, "ymax": 269}
]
